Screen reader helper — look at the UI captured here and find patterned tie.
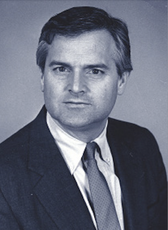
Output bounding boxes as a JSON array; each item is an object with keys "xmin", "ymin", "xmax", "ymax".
[{"xmin": 83, "ymin": 142, "xmax": 121, "ymax": 230}]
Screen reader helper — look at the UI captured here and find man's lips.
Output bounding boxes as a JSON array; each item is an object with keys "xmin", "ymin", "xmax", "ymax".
[
  {"xmin": 64, "ymin": 100, "xmax": 91, "ymax": 107},
  {"xmin": 64, "ymin": 100, "xmax": 90, "ymax": 105}
]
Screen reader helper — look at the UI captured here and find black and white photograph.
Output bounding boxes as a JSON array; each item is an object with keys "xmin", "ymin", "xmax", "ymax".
[{"xmin": 0, "ymin": 1, "xmax": 167, "ymax": 229}]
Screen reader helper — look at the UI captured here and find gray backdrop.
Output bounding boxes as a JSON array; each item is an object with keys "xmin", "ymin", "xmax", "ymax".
[{"xmin": 0, "ymin": 0, "xmax": 167, "ymax": 175}]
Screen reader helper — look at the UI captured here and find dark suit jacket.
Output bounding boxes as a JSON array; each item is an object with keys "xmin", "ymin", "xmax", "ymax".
[{"xmin": 0, "ymin": 107, "xmax": 167, "ymax": 230}]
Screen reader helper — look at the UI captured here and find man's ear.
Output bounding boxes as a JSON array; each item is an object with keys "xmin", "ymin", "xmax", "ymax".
[
  {"xmin": 41, "ymin": 75, "xmax": 44, "ymax": 92},
  {"xmin": 117, "ymin": 71, "xmax": 130, "ymax": 95}
]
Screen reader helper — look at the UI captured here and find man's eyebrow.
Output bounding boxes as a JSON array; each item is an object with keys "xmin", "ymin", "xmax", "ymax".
[
  {"xmin": 49, "ymin": 61, "xmax": 71, "ymax": 68},
  {"xmin": 84, "ymin": 64, "xmax": 109, "ymax": 70},
  {"xmin": 49, "ymin": 61, "xmax": 109, "ymax": 70}
]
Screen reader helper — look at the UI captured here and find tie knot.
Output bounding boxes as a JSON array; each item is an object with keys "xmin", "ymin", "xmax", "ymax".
[{"xmin": 84, "ymin": 142, "xmax": 98, "ymax": 161}]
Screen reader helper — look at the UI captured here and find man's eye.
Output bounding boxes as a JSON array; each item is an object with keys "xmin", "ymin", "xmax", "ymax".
[
  {"xmin": 91, "ymin": 69, "xmax": 104, "ymax": 75},
  {"xmin": 53, "ymin": 66, "xmax": 68, "ymax": 72}
]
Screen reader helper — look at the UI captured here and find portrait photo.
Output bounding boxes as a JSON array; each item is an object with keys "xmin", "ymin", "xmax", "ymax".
[{"xmin": 0, "ymin": 1, "xmax": 167, "ymax": 229}]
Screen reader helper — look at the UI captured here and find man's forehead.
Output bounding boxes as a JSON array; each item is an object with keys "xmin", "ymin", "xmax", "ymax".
[
  {"xmin": 48, "ymin": 30, "xmax": 117, "ymax": 58},
  {"xmin": 45, "ymin": 30, "xmax": 118, "ymax": 69},
  {"xmin": 50, "ymin": 29, "xmax": 114, "ymax": 44}
]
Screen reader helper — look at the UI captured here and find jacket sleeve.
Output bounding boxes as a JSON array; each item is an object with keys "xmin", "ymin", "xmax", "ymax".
[
  {"xmin": 143, "ymin": 129, "xmax": 167, "ymax": 230},
  {"xmin": 0, "ymin": 190, "xmax": 21, "ymax": 230}
]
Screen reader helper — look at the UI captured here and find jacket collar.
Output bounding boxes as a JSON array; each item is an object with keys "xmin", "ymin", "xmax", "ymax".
[
  {"xmin": 107, "ymin": 118, "xmax": 147, "ymax": 230},
  {"xmin": 28, "ymin": 106, "xmax": 95, "ymax": 230}
]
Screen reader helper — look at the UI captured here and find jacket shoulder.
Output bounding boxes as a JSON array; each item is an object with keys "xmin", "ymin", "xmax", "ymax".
[
  {"xmin": 0, "ymin": 121, "xmax": 33, "ymax": 167},
  {"xmin": 108, "ymin": 117, "xmax": 166, "ymax": 179},
  {"xmin": 107, "ymin": 117, "xmax": 162, "ymax": 159},
  {"xmin": 0, "ymin": 107, "xmax": 46, "ymax": 160},
  {"xmin": 108, "ymin": 117, "xmax": 152, "ymax": 138}
]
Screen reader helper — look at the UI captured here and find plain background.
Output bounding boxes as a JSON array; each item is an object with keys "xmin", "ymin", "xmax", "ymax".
[{"xmin": 0, "ymin": 0, "xmax": 167, "ymax": 175}]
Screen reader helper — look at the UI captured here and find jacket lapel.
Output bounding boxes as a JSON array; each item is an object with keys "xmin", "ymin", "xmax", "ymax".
[
  {"xmin": 28, "ymin": 107, "xmax": 95, "ymax": 230},
  {"xmin": 107, "ymin": 119, "xmax": 148, "ymax": 230}
]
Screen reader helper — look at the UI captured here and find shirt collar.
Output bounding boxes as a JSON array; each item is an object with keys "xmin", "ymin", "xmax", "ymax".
[{"xmin": 46, "ymin": 112, "xmax": 109, "ymax": 174}]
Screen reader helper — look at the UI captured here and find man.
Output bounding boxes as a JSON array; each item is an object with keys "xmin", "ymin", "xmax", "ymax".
[{"xmin": 0, "ymin": 6, "xmax": 167, "ymax": 230}]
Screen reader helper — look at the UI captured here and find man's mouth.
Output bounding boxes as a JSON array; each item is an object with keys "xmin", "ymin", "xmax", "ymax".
[{"xmin": 64, "ymin": 100, "xmax": 90, "ymax": 108}]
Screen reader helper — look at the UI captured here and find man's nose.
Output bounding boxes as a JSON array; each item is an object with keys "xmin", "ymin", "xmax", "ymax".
[{"xmin": 69, "ymin": 71, "xmax": 86, "ymax": 95}]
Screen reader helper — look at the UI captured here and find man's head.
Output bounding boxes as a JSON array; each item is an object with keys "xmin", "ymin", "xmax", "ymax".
[
  {"xmin": 37, "ymin": 6, "xmax": 133, "ymax": 141},
  {"xmin": 36, "ymin": 6, "xmax": 132, "ymax": 77}
]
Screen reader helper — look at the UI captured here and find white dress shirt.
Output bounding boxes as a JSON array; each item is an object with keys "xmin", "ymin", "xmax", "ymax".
[{"xmin": 46, "ymin": 112, "xmax": 124, "ymax": 230}]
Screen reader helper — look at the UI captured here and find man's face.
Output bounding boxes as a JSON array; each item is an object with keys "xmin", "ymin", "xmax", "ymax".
[{"xmin": 41, "ymin": 30, "xmax": 128, "ymax": 139}]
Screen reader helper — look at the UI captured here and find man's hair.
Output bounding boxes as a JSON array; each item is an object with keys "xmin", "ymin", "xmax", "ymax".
[{"xmin": 36, "ymin": 6, "xmax": 133, "ymax": 76}]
